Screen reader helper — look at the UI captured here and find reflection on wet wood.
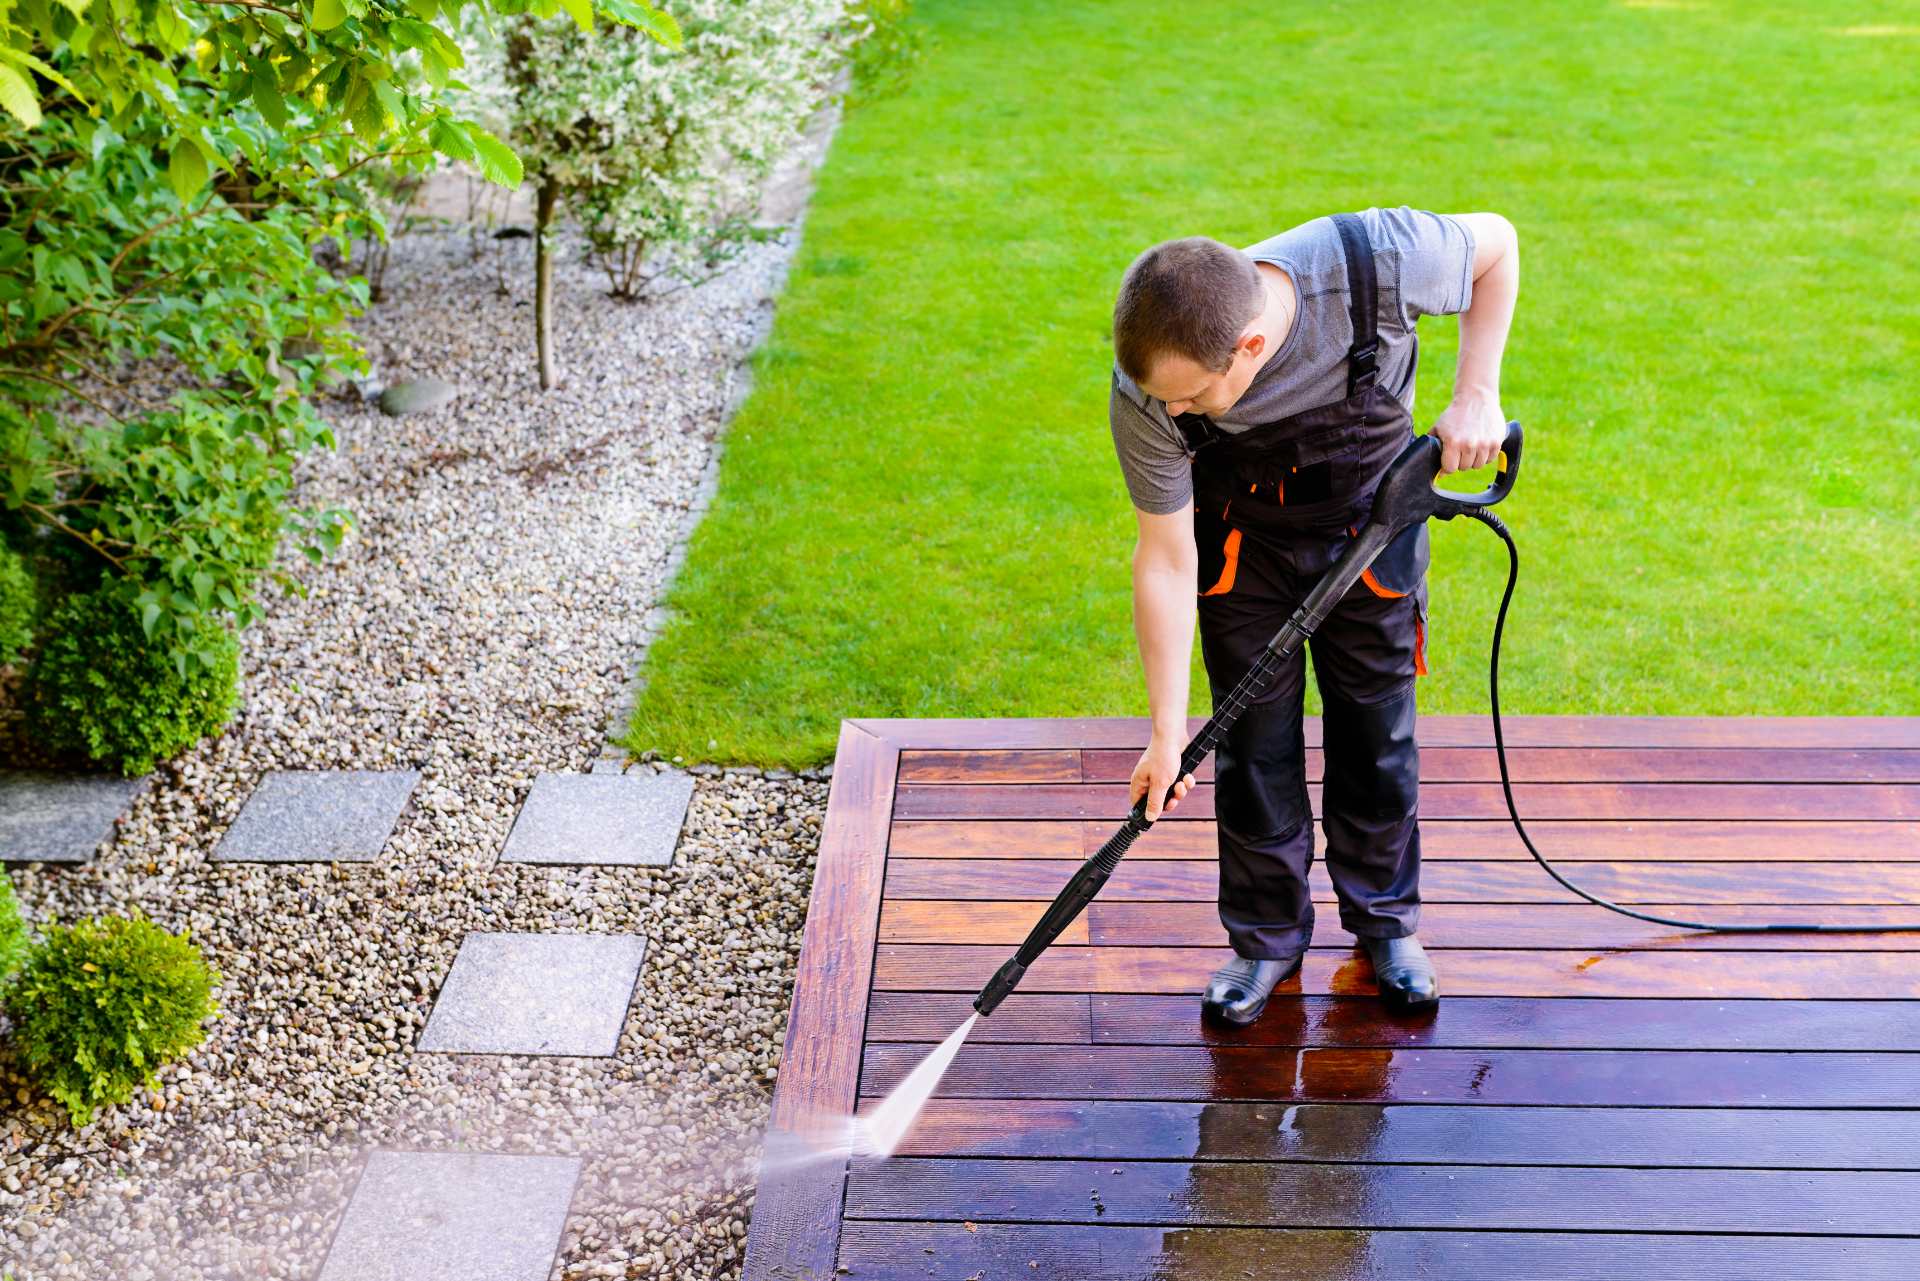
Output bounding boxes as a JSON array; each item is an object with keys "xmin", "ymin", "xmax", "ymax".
[
  {"xmin": 863, "ymin": 991, "xmax": 1920, "ymax": 1052},
  {"xmin": 885, "ymin": 857, "xmax": 1920, "ymax": 904},
  {"xmin": 859, "ymin": 1042, "xmax": 1920, "ymax": 1106},
  {"xmin": 836, "ymin": 1222, "xmax": 1920, "ymax": 1280},
  {"xmin": 845, "ymin": 1158, "xmax": 1920, "ymax": 1234},
  {"xmin": 858, "ymin": 1098, "xmax": 1920, "ymax": 1168},
  {"xmin": 871, "ymin": 942, "xmax": 1920, "ymax": 999},
  {"xmin": 895, "ymin": 780, "xmax": 1920, "ymax": 821}
]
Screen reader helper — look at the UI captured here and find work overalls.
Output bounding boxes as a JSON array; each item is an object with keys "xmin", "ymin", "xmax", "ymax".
[{"xmin": 1173, "ymin": 212, "xmax": 1430, "ymax": 959}]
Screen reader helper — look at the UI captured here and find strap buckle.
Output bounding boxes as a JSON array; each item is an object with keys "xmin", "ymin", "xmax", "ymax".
[
  {"xmin": 1173, "ymin": 411, "xmax": 1222, "ymax": 453},
  {"xmin": 1346, "ymin": 339, "xmax": 1379, "ymax": 398}
]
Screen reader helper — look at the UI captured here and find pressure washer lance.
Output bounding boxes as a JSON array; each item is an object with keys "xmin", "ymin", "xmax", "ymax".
[{"xmin": 971, "ymin": 419, "xmax": 1920, "ymax": 1022}]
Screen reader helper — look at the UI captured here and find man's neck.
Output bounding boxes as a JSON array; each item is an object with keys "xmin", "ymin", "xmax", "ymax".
[{"xmin": 1253, "ymin": 261, "xmax": 1296, "ymax": 372}]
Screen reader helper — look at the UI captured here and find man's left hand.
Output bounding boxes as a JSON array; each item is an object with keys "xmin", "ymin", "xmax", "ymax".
[{"xmin": 1429, "ymin": 387, "xmax": 1506, "ymax": 475}]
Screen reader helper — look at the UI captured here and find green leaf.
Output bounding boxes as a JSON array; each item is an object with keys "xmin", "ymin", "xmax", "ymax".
[
  {"xmin": 139, "ymin": 600, "xmax": 161, "ymax": 641},
  {"xmin": 467, "ymin": 125, "xmax": 523, "ymax": 188},
  {"xmin": 600, "ymin": 0, "xmax": 682, "ymax": 48},
  {"xmin": 149, "ymin": 3, "xmax": 190, "ymax": 49},
  {"xmin": 558, "ymin": 0, "xmax": 593, "ymax": 30},
  {"xmin": 428, "ymin": 115, "xmax": 475, "ymax": 163},
  {"xmin": 166, "ymin": 137, "xmax": 209, "ymax": 204},
  {"xmin": 249, "ymin": 58, "xmax": 286, "ymax": 130},
  {"xmin": 371, "ymin": 78, "xmax": 404, "ymax": 125},
  {"xmin": 310, "ymin": 0, "xmax": 347, "ymax": 31},
  {"xmin": 0, "ymin": 47, "xmax": 90, "ymax": 106},
  {"xmin": 0, "ymin": 64, "xmax": 41, "ymax": 129}
]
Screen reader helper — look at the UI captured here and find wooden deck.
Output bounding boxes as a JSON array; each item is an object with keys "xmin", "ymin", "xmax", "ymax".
[{"xmin": 745, "ymin": 716, "xmax": 1920, "ymax": 1280}]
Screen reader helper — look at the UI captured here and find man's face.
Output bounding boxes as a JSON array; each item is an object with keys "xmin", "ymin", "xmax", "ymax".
[{"xmin": 1139, "ymin": 335, "xmax": 1263, "ymax": 419}]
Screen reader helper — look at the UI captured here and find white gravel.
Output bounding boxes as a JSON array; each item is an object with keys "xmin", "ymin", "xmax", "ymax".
[{"xmin": 0, "ymin": 114, "xmax": 841, "ymax": 1280}]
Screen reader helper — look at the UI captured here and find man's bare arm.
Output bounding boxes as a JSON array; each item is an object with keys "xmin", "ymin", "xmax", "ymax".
[
  {"xmin": 1430, "ymin": 211, "xmax": 1520, "ymax": 473},
  {"xmin": 1129, "ymin": 501, "xmax": 1199, "ymax": 818}
]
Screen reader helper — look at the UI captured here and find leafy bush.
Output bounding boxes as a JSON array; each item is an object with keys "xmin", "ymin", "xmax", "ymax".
[
  {"xmin": 501, "ymin": 0, "xmax": 856, "ymax": 300},
  {"xmin": 0, "ymin": 0, "xmax": 678, "ymax": 687},
  {"xmin": 23, "ymin": 581, "xmax": 240, "ymax": 777},
  {"xmin": 0, "ymin": 869, "xmax": 27, "ymax": 993},
  {"xmin": 4, "ymin": 907, "xmax": 221, "ymax": 1128},
  {"xmin": 0, "ymin": 537, "xmax": 37, "ymax": 666}
]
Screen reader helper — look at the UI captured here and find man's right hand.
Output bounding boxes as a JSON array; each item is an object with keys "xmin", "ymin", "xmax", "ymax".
[{"xmin": 1130, "ymin": 731, "xmax": 1196, "ymax": 821}]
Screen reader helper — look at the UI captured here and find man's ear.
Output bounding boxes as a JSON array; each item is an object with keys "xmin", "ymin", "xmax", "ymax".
[{"xmin": 1239, "ymin": 329, "xmax": 1265, "ymax": 361}]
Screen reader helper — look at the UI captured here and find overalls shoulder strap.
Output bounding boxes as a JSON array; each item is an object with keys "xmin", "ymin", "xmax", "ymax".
[{"xmin": 1328, "ymin": 211, "xmax": 1380, "ymax": 400}]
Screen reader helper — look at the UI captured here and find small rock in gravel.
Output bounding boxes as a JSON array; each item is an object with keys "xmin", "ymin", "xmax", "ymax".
[{"xmin": 376, "ymin": 377, "xmax": 459, "ymax": 417}]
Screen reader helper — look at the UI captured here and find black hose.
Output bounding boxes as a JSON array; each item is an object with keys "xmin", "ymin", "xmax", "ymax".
[{"xmin": 1468, "ymin": 507, "xmax": 1920, "ymax": 934}]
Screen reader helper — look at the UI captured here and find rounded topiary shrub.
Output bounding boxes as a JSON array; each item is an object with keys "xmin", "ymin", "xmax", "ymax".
[
  {"xmin": 0, "ymin": 869, "xmax": 28, "ymax": 992},
  {"xmin": 5, "ymin": 908, "xmax": 222, "ymax": 1127},
  {"xmin": 24, "ymin": 582, "xmax": 240, "ymax": 776},
  {"xmin": 0, "ymin": 539, "xmax": 38, "ymax": 667}
]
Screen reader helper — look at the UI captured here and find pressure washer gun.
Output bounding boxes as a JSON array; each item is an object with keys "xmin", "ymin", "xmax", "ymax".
[{"xmin": 971, "ymin": 422, "xmax": 1524, "ymax": 1017}]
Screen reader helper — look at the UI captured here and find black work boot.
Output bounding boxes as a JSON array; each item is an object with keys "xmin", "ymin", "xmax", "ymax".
[
  {"xmin": 1201, "ymin": 953, "xmax": 1303, "ymax": 1027},
  {"xmin": 1364, "ymin": 935, "xmax": 1438, "ymax": 1012}
]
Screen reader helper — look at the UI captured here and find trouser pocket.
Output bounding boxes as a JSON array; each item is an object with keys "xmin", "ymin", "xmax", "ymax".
[{"xmin": 1194, "ymin": 502, "xmax": 1242, "ymax": 597}]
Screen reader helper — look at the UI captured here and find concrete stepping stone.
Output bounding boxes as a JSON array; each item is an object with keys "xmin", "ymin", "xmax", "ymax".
[
  {"xmin": 418, "ymin": 932, "xmax": 647, "ymax": 1057},
  {"xmin": 0, "ymin": 770, "xmax": 150, "ymax": 864},
  {"xmin": 317, "ymin": 1148, "xmax": 581, "ymax": 1281},
  {"xmin": 213, "ymin": 768, "xmax": 420, "ymax": 863},
  {"xmin": 500, "ymin": 769, "xmax": 694, "ymax": 867}
]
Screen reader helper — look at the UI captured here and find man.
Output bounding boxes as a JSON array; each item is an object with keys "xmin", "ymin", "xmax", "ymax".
[{"xmin": 1109, "ymin": 205, "xmax": 1519, "ymax": 1021}]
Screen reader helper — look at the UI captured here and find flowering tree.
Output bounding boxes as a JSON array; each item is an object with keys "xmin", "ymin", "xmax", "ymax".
[{"xmin": 491, "ymin": 0, "xmax": 856, "ymax": 388}]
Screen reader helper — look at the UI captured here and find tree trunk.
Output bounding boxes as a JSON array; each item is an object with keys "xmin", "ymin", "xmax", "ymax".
[{"xmin": 535, "ymin": 177, "xmax": 560, "ymax": 391}]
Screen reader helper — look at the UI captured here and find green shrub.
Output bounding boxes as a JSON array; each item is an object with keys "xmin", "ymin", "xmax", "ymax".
[
  {"xmin": 5, "ymin": 907, "xmax": 221, "ymax": 1127},
  {"xmin": 0, "ymin": 538, "xmax": 36, "ymax": 666},
  {"xmin": 0, "ymin": 869, "xmax": 27, "ymax": 992},
  {"xmin": 24, "ymin": 582, "xmax": 240, "ymax": 776}
]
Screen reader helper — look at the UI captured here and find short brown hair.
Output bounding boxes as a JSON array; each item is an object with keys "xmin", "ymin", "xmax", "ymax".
[{"xmin": 1112, "ymin": 237, "xmax": 1264, "ymax": 384}]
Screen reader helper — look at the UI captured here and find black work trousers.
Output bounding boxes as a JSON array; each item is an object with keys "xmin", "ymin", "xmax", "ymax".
[{"xmin": 1196, "ymin": 519, "xmax": 1429, "ymax": 958}]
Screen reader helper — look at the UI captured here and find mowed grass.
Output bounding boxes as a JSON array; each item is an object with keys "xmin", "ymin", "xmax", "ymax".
[{"xmin": 619, "ymin": 0, "xmax": 1920, "ymax": 770}]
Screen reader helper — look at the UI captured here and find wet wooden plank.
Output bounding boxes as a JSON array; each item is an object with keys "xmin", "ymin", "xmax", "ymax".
[
  {"xmin": 884, "ymin": 857, "xmax": 1920, "ymax": 904},
  {"xmin": 844, "ymin": 1158, "xmax": 1920, "ymax": 1233},
  {"xmin": 859, "ymin": 1098, "xmax": 1920, "ymax": 1168},
  {"xmin": 885, "ymin": 818, "xmax": 1920, "ymax": 861},
  {"xmin": 879, "ymin": 898, "xmax": 1920, "ymax": 949},
  {"xmin": 852, "ymin": 714, "xmax": 1920, "ymax": 750},
  {"xmin": 836, "ymin": 1222, "xmax": 1920, "ymax": 1280},
  {"xmin": 897, "ymin": 749, "xmax": 1081, "ymax": 782},
  {"xmin": 741, "ymin": 721, "xmax": 895, "ymax": 1281},
  {"xmin": 867, "ymin": 992, "xmax": 1920, "ymax": 1052},
  {"xmin": 860, "ymin": 1043, "xmax": 1920, "ymax": 1106},
  {"xmin": 895, "ymin": 781, "xmax": 1920, "ymax": 821},
  {"xmin": 1078, "ymin": 746, "xmax": 1920, "ymax": 784},
  {"xmin": 864, "ymin": 991, "xmax": 1091, "ymax": 1044},
  {"xmin": 870, "ymin": 943, "xmax": 1920, "ymax": 999}
]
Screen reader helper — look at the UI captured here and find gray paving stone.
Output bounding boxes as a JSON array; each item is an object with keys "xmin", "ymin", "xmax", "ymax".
[
  {"xmin": 316, "ymin": 1148, "xmax": 581, "ymax": 1281},
  {"xmin": 500, "ymin": 769, "xmax": 694, "ymax": 866},
  {"xmin": 0, "ymin": 770, "xmax": 149, "ymax": 864},
  {"xmin": 212, "ymin": 769, "xmax": 420, "ymax": 863},
  {"xmin": 418, "ymin": 932, "xmax": 647, "ymax": 1057}
]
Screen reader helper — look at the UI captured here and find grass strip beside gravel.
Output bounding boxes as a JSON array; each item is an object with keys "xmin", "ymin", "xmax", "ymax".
[{"xmin": 622, "ymin": 0, "xmax": 1920, "ymax": 770}]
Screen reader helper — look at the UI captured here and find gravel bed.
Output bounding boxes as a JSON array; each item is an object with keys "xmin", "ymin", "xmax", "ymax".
[{"xmin": 0, "ymin": 138, "xmax": 838, "ymax": 1278}]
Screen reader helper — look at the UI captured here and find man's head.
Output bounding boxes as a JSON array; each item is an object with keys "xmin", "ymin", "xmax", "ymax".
[{"xmin": 1113, "ymin": 236, "xmax": 1270, "ymax": 418}]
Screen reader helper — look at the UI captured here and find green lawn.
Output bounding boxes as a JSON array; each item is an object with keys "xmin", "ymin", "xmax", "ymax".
[{"xmin": 619, "ymin": 0, "xmax": 1920, "ymax": 770}]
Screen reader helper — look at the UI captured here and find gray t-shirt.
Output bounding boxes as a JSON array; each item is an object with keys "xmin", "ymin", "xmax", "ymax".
[{"xmin": 1109, "ymin": 205, "xmax": 1477, "ymax": 515}]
